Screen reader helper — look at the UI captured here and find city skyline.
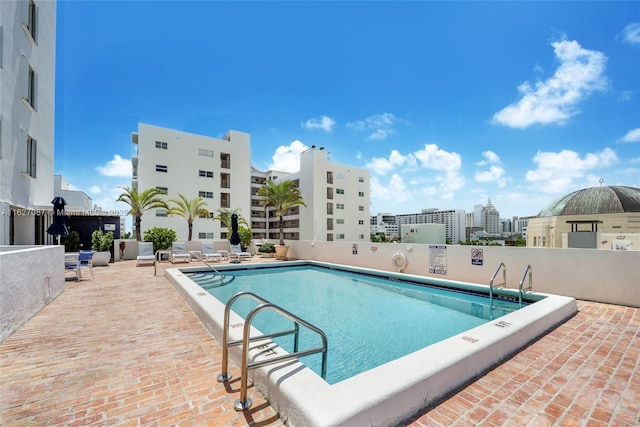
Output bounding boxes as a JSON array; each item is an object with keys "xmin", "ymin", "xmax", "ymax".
[{"xmin": 54, "ymin": 2, "xmax": 640, "ymax": 223}]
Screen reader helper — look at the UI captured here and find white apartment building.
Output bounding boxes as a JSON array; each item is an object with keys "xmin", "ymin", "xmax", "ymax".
[
  {"xmin": 133, "ymin": 126, "xmax": 371, "ymax": 243},
  {"xmin": 370, "ymin": 212, "xmax": 399, "ymax": 239},
  {"xmin": 132, "ymin": 124, "xmax": 252, "ymax": 240},
  {"xmin": 0, "ymin": 0, "xmax": 57, "ymax": 245},
  {"xmin": 297, "ymin": 146, "xmax": 370, "ymax": 242},
  {"xmin": 396, "ymin": 208, "xmax": 466, "ymax": 244}
]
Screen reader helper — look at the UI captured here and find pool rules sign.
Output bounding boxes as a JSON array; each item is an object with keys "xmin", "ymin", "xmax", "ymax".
[{"xmin": 429, "ymin": 245, "xmax": 447, "ymax": 275}]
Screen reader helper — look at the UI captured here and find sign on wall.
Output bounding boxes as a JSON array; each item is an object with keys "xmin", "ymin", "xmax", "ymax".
[
  {"xmin": 429, "ymin": 245, "xmax": 447, "ymax": 275},
  {"xmin": 471, "ymin": 248, "xmax": 483, "ymax": 266}
]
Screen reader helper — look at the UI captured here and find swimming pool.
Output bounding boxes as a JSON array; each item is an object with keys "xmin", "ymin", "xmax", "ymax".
[
  {"xmin": 167, "ymin": 260, "xmax": 577, "ymax": 427},
  {"xmin": 187, "ymin": 265, "xmax": 523, "ymax": 384}
]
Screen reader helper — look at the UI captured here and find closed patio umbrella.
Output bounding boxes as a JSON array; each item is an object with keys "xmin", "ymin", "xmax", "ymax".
[
  {"xmin": 229, "ymin": 213, "xmax": 241, "ymax": 246},
  {"xmin": 46, "ymin": 196, "xmax": 69, "ymax": 245}
]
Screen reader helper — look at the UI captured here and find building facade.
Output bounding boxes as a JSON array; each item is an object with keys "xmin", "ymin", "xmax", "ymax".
[
  {"xmin": 0, "ymin": 0, "xmax": 57, "ymax": 245},
  {"xmin": 396, "ymin": 208, "xmax": 466, "ymax": 244},
  {"xmin": 132, "ymin": 124, "xmax": 252, "ymax": 240},
  {"xmin": 133, "ymin": 126, "xmax": 371, "ymax": 243}
]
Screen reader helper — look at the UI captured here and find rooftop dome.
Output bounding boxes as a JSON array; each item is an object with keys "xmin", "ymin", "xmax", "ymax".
[{"xmin": 537, "ymin": 186, "xmax": 640, "ymax": 217}]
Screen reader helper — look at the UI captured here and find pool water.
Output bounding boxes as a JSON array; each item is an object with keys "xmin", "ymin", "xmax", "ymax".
[{"xmin": 188, "ymin": 265, "xmax": 521, "ymax": 384}]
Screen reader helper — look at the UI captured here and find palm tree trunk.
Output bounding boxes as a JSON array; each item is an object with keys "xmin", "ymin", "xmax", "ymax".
[{"xmin": 135, "ymin": 216, "xmax": 142, "ymax": 241}]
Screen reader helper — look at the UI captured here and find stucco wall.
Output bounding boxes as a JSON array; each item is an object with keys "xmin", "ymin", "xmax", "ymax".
[
  {"xmin": 0, "ymin": 245, "xmax": 65, "ymax": 343},
  {"xmin": 288, "ymin": 240, "xmax": 640, "ymax": 308}
]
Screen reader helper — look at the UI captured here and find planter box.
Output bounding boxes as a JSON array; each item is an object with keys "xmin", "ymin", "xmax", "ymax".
[{"xmin": 92, "ymin": 251, "xmax": 111, "ymax": 266}]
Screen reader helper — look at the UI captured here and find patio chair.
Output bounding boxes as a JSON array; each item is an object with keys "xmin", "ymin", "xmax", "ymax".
[
  {"xmin": 170, "ymin": 242, "xmax": 191, "ymax": 263},
  {"xmin": 136, "ymin": 242, "xmax": 155, "ymax": 267},
  {"xmin": 64, "ymin": 252, "xmax": 80, "ymax": 280},
  {"xmin": 78, "ymin": 250, "xmax": 95, "ymax": 279},
  {"xmin": 230, "ymin": 244, "xmax": 252, "ymax": 261},
  {"xmin": 201, "ymin": 241, "xmax": 222, "ymax": 262}
]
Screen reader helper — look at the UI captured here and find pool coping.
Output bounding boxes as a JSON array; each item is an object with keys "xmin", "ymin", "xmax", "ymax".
[{"xmin": 166, "ymin": 260, "xmax": 578, "ymax": 427}]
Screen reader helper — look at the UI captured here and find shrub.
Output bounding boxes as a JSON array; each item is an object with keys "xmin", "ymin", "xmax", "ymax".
[
  {"xmin": 143, "ymin": 227, "xmax": 176, "ymax": 252},
  {"xmin": 258, "ymin": 242, "xmax": 275, "ymax": 253},
  {"xmin": 62, "ymin": 230, "xmax": 81, "ymax": 252},
  {"xmin": 91, "ymin": 230, "xmax": 114, "ymax": 252}
]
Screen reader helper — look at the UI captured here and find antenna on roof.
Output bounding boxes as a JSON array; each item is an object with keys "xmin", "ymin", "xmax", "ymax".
[{"xmin": 599, "ymin": 178, "xmax": 604, "ymax": 186}]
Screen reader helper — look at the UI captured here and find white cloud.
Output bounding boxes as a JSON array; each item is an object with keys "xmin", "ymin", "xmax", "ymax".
[
  {"xmin": 301, "ymin": 115, "xmax": 336, "ymax": 132},
  {"xmin": 347, "ymin": 113, "xmax": 406, "ymax": 140},
  {"xmin": 475, "ymin": 151, "xmax": 509, "ymax": 187},
  {"xmin": 620, "ymin": 128, "xmax": 640, "ymax": 143},
  {"xmin": 88, "ymin": 185, "xmax": 102, "ymax": 194},
  {"xmin": 413, "ymin": 144, "xmax": 462, "ymax": 172},
  {"xmin": 621, "ymin": 90, "xmax": 633, "ymax": 101},
  {"xmin": 476, "ymin": 150, "xmax": 501, "ymax": 166},
  {"xmin": 525, "ymin": 148, "xmax": 619, "ymax": 193},
  {"xmin": 268, "ymin": 140, "xmax": 308, "ymax": 173},
  {"xmin": 492, "ymin": 38, "xmax": 608, "ymax": 128},
  {"xmin": 370, "ymin": 174, "xmax": 414, "ymax": 208},
  {"xmin": 620, "ymin": 22, "xmax": 640, "ymax": 44},
  {"xmin": 366, "ymin": 149, "xmax": 415, "ymax": 175},
  {"xmin": 96, "ymin": 155, "xmax": 132, "ymax": 177}
]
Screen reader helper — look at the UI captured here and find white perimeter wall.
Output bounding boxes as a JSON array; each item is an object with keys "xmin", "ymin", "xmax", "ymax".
[
  {"xmin": 288, "ymin": 241, "xmax": 639, "ymax": 308},
  {"xmin": 0, "ymin": 245, "xmax": 65, "ymax": 343}
]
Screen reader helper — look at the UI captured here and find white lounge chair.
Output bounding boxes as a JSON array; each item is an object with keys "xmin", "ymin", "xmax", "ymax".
[
  {"xmin": 170, "ymin": 242, "xmax": 191, "ymax": 263},
  {"xmin": 201, "ymin": 241, "xmax": 222, "ymax": 262},
  {"xmin": 230, "ymin": 244, "xmax": 252, "ymax": 261},
  {"xmin": 65, "ymin": 252, "xmax": 80, "ymax": 280},
  {"xmin": 136, "ymin": 242, "xmax": 155, "ymax": 267},
  {"xmin": 78, "ymin": 250, "xmax": 95, "ymax": 279}
]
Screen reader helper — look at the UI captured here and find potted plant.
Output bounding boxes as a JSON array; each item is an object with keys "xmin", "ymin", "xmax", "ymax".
[
  {"xmin": 257, "ymin": 180, "xmax": 306, "ymax": 260},
  {"xmin": 258, "ymin": 242, "xmax": 276, "ymax": 258},
  {"xmin": 91, "ymin": 229, "xmax": 114, "ymax": 266}
]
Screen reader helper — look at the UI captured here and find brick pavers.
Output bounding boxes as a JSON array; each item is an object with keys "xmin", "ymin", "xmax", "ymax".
[{"xmin": 1, "ymin": 259, "xmax": 639, "ymax": 427}]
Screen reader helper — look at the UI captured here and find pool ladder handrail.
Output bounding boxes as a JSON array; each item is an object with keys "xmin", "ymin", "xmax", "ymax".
[
  {"xmin": 188, "ymin": 250, "xmax": 228, "ymax": 284},
  {"xmin": 217, "ymin": 291, "xmax": 328, "ymax": 411},
  {"xmin": 518, "ymin": 264, "xmax": 533, "ymax": 308}
]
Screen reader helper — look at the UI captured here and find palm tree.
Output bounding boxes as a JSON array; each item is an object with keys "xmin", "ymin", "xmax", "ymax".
[
  {"xmin": 116, "ymin": 186, "xmax": 167, "ymax": 241},
  {"xmin": 257, "ymin": 179, "xmax": 306, "ymax": 246},
  {"xmin": 211, "ymin": 208, "xmax": 248, "ymax": 229},
  {"xmin": 166, "ymin": 194, "xmax": 210, "ymax": 241}
]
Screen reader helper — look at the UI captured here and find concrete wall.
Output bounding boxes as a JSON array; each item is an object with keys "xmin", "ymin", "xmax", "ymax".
[
  {"xmin": 0, "ymin": 245, "xmax": 65, "ymax": 343},
  {"xmin": 288, "ymin": 240, "xmax": 640, "ymax": 308}
]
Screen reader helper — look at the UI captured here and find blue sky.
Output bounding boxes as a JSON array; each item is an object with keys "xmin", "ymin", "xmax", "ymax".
[{"xmin": 54, "ymin": 1, "xmax": 640, "ymax": 225}]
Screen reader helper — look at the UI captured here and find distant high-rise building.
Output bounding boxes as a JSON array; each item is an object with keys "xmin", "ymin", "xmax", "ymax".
[{"xmin": 481, "ymin": 198, "xmax": 501, "ymax": 234}]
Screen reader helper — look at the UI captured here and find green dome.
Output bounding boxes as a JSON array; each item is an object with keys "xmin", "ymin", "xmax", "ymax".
[{"xmin": 537, "ymin": 186, "xmax": 640, "ymax": 217}]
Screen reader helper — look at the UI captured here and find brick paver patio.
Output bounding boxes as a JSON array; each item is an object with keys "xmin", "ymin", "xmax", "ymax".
[{"xmin": 1, "ymin": 259, "xmax": 638, "ymax": 426}]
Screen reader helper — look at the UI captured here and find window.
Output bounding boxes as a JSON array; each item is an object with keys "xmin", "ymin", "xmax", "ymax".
[
  {"xmin": 155, "ymin": 209, "xmax": 167, "ymax": 217},
  {"xmin": 220, "ymin": 153, "xmax": 231, "ymax": 168},
  {"xmin": 359, "ymin": 234, "xmax": 365, "ymax": 239},
  {"xmin": 198, "ymin": 191, "xmax": 213, "ymax": 198},
  {"xmin": 26, "ymin": 65, "xmax": 36, "ymax": 109},
  {"xmin": 358, "ymin": 177, "xmax": 365, "ymax": 183},
  {"xmin": 336, "ymin": 219, "xmax": 344, "ymax": 224},
  {"xmin": 199, "ymin": 148, "xmax": 214, "ymax": 157},
  {"xmin": 156, "ymin": 186, "xmax": 168, "ymax": 194},
  {"xmin": 155, "ymin": 141, "xmax": 168, "ymax": 149},
  {"xmin": 358, "ymin": 191, "xmax": 364, "ymax": 197},
  {"xmin": 336, "ymin": 234, "xmax": 345, "ymax": 240},
  {"xmin": 326, "ymin": 171, "xmax": 333, "ymax": 184},
  {"xmin": 336, "ymin": 173, "xmax": 345, "ymax": 179},
  {"xmin": 358, "ymin": 220, "xmax": 364, "ymax": 225},
  {"xmin": 336, "ymin": 188, "xmax": 345, "ymax": 195},
  {"xmin": 155, "ymin": 165, "xmax": 167, "ymax": 173},
  {"xmin": 336, "ymin": 203, "xmax": 344, "ymax": 209},
  {"xmin": 26, "ymin": 136, "xmax": 36, "ymax": 177},
  {"xmin": 358, "ymin": 206, "xmax": 364, "ymax": 211},
  {"xmin": 198, "ymin": 232, "xmax": 214, "ymax": 239},
  {"xmin": 27, "ymin": 0, "xmax": 37, "ymax": 42},
  {"xmin": 199, "ymin": 170, "xmax": 213, "ymax": 178}
]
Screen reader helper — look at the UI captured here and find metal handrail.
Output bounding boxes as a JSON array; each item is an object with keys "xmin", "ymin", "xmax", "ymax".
[
  {"xmin": 216, "ymin": 292, "xmax": 328, "ymax": 412},
  {"xmin": 518, "ymin": 264, "xmax": 533, "ymax": 308},
  {"xmin": 189, "ymin": 251, "xmax": 226, "ymax": 279},
  {"xmin": 489, "ymin": 262, "xmax": 506, "ymax": 319}
]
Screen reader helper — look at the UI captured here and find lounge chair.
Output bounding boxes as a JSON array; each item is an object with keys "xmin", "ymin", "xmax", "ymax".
[
  {"xmin": 201, "ymin": 241, "xmax": 222, "ymax": 262},
  {"xmin": 78, "ymin": 250, "xmax": 95, "ymax": 279},
  {"xmin": 170, "ymin": 242, "xmax": 191, "ymax": 263},
  {"xmin": 65, "ymin": 252, "xmax": 80, "ymax": 280},
  {"xmin": 230, "ymin": 244, "xmax": 252, "ymax": 261},
  {"xmin": 136, "ymin": 242, "xmax": 155, "ymax": 266}
]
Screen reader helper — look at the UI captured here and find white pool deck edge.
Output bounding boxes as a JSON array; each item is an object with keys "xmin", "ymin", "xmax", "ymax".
[{"xmin": 166, "ymin": 261, "xmax": 578, "ymax": 427}]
